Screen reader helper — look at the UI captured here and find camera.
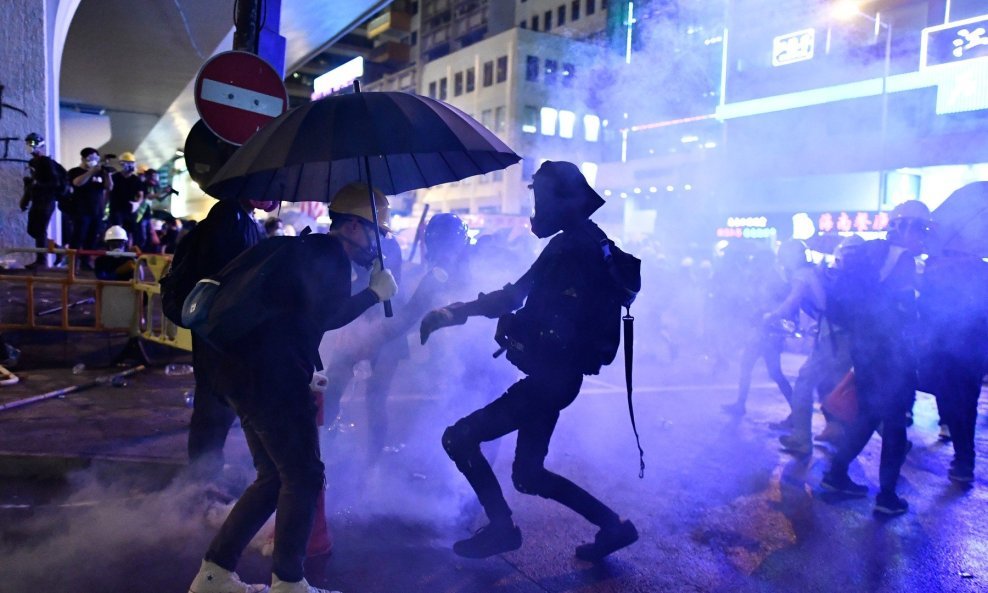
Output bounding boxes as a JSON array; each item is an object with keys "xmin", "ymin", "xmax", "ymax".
[{"xmin": 165, "ymin": 186, "xmax": 179, "ymax": 196}]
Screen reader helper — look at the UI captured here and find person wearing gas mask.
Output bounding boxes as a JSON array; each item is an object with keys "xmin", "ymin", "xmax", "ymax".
[
  {"xmin": 188, "ymin": 186, "xmax": 396, "ymax": 593},
  {"xmin": 822, "ymin": 200, "xmax": 930, "ymax": 516},
  {"xmin": 20, "ymin": 133, "xmax": 64, "ymax": 269},
  {"xmin": 107, "ymin": 152, "xmax": 144, "ymax": 242},
  {"xmin": 68, "ymin": 148, "xmax": 113, "ymax": 269},
  {"xmin": 420, "ymin": 161, "xmax": 639, "ymax": 562}
]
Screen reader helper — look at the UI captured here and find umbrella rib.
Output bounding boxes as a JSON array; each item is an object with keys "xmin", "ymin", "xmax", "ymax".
[
  {"xmin": 382, "ymin": 153, "xmax": 397, "ymax": 196},
  {"xmin": 408, "ymin": 152, "xmax": 429, "ymax": 190}
]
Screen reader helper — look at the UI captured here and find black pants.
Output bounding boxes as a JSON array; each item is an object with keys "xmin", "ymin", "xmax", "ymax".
[
  {"xmin": 443, "ymin": 367, "xmax": 620, "ymax": 528},
  {"xmin": 188, "ymin": 335, "xmax": 237, "ymax": 480},
  {"xmin": 205, "ymin": 357, "xmax": 324, "ymax": 583},
  {"xmin": 71, "ymin": 213, "xmax": 101, "ymax": 251},
  {"xmin": 736, "ymin": 333, "xmax": 793, "ymax": 406},
  {"xmin": 829, "ymin": 357, "xmax": 914, "ymax": 495},
  {"xmin": 27, "ymin": 201, "xmax": 55, "ymax": 262},
  {"xmin": 928, "ymin": 352, "xmax": 984, "ymax": 469}
]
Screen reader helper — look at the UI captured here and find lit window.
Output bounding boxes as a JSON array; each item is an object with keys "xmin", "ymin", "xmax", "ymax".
[
  {"xmin": 541, "ymin": 107, "xmax": 558, "ymax": 136},
  {"xmin": 580, "ymin": 162, "xmax": 598, "ymax": 186},
  {"xmin": 522, "ymin": 106, "xmax": 539, "ymax": 134},
  {"xmin": 558, "ymin": 110, "xmax": 576, "ymax": 138},
  {"xmin": 562, "ymin": 63, "xmax": 575, "ymax": 88},
  {"xmin": 583, "ymin": 114, "xmax": 600, "ymax": 142},
  {"xmin": 544, "ymin": 59, "xmax": 558, "ymax": 85}
]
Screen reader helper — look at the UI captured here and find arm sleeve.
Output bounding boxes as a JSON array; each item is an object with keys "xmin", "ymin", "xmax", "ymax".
[
  {"xmin": 448, "ymin": 250, "xmax": 544, "ymax": 319},
  {"xmin": 322, "ymin": 289, "xmax": 380, "ymax": 330}
]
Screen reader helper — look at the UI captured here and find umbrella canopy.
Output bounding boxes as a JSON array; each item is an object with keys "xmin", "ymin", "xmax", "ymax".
[
  {"xmin": 205, "ymin": 90, "xmax": 521, "ymax": 202},
  {"xmin": 931, "ymin": 181, "xmax": 988, "ymax": 257}
]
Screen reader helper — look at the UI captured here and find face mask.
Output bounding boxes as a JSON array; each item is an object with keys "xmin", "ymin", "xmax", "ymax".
[
  {"xmin": 121, "ymin": 163, "xmax": 135, "ymax": 173},
  {"xmin": 86, "ymin": 158, "xmax": 100, "ymax": 168}
]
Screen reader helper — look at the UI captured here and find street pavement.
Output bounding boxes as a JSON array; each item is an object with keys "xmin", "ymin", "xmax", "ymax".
[{"xmin": 0, "ymin": 337, "xmax": 986, "ymax": 593}]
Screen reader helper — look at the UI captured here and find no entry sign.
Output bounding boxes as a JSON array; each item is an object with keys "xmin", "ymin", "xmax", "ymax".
[{"xmin": 194, "ymin": 51, "xmax": 288, "ymax": 145}]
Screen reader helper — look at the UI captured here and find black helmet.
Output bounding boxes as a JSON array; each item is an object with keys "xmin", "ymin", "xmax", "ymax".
[
  {"xmin": 24, "ymin": 132, "xmax": 45, "ymax": 146},
  {"xmin": 424, "ymin": 213, "xmax": 469, "ymax": 262},
  {"xmin": 529, "ymin": 160, "xmax": 605, "ymax": 238}
]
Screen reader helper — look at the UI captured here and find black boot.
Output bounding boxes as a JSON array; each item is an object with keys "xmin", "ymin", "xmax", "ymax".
[
  {"xmin": 453, "ymin": 521, "xmax": 522, "ymax": 559},
  {"xmin": 575, "ymin": 519, "xmax": 639, "ymax": 562}
]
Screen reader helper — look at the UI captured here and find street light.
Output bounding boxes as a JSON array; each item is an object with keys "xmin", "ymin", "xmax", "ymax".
[{"xmin": 833, "ymin": 2, "xmax": 893, "ymax": 213}]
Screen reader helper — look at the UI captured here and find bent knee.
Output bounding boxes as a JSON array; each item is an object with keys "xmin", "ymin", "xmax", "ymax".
[
  {"xmin": 511, "ymin": 463, "xmax": 546, "ymax": 495},
  {"xmin": 442, "ymin": 423, "xmax": 474, "ymax": 460}
]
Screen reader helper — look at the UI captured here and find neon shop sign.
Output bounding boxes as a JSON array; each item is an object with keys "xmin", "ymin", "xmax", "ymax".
[
  {"xmin": 817, "ymin": 211, "xmax": 889, "ymax": 233},
  {"xmin": 716, "ymin": 216, "xmax": 778, "ymax": 239}
]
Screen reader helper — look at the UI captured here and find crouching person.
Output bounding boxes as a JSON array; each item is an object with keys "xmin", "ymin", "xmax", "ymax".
[
  {"xmin": 187, "ymin": 188, "xmax": 397, "ymax": 593},
  {"xmin": 421, "ymin": 161, "xmax": 641, "ymax": 562}
]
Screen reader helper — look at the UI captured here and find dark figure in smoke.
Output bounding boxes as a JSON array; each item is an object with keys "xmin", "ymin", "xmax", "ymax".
[
  {"xmin": 188, "ymin": 193, "xmax": 397, "ymax": 593},
  {"xmin": 919, "ymin": 248, "xmax": 988, "ymax": 484},
  {"xmin": 722, "ymin": 246, "xmax": 794, "ymax": 420},
  {"xmin": 318, "ymin": 184, "xmax": 406, "ymax": 458},
  {"xmin": 822, "ymin": 200, "xmax": 929, "ymax": 516},
  {"xmin": 421, "ymin": 161, "xmax": 638, "ymax": 561},
  {"xmin": 20, "ymin": 133, "xmax": 63, "ymax": 269},
  {"xmin": 186, "ymin": 197, "xmax": 270, "ymax": 484}
]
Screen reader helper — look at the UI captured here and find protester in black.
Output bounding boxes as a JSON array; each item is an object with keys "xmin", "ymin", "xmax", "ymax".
[
  {"xmin": 822, "ymin": 200, "xmax": 930, "ymax": 516},
  {"xmin": 68, "ymin": 147, "xmax": 112, "ymax": 267},
  {"xmin": 186, "ymin": 198, "xmax": 269, "ymax": 483},
  {"xmin": 919, "ymin": 252, "xmax": 988, "ymax": 484},
  {"xmin": 188, "ymin": 188, "xmax": 397, "ymax": 593},
  {"xmin": 107, "ymin": 152, "xmax": 143, "ymax": 239},
  {"xmin": 421, "ymin": 161, "xmax": 638, "ymax": 562},
  {"xmin": 20, "ymin": 133, "xmax": 62, "ymax": 268}
]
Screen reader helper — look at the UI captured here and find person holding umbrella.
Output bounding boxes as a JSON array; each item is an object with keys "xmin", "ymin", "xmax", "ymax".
[
  {"xmin": 187, "ymin": 186, "xmax": 397, "ymax": 593},
  {"xmin": 420, "ymin": 161, "xmax": 639, "ymax": 562}
]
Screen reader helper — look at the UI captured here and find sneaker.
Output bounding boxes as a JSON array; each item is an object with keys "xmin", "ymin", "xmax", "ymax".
[
  {"xmin": 768, "ymin": 415, "xmax": 793, "ymax": 431},
  {"xmin": 453, "ymin": 521, "xmax": 522, "ymax": 559},
  {"xmin": 820, "ymin": 473, "xmax": 869, "ymax": 497},
  {"xmin": 188, "ymin": 560, "xmax": 268, "ymax": 593},
  {"xmin": 575, "ymin": 519, "xmax": 639, "ymax": 562},
  {"xmin": 721, "ymin": 401, "xmax": 746, "ymax": 416},
  {"xmin": 270, "ymin": 575, "xmax": 339, "ymax": 593},
  {"xmin": 938, "ymin": 424, "xmax": 952, "ymax": 442},
  {"xmin": 779, "ymin": 435, "xmax": 812, "ymax": 457},
  {"xmin": 874, "ymin": 492, "xmax": 909, "ymax": 516},
  {"xmin": 948, "ymin": 461, "xmax": 974, "ymax": 484}
]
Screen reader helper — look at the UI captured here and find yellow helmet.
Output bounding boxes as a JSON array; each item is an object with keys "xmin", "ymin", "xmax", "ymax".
[
  {"xmin": 328, "ymin": 183, "xmax": 391, "ymax": 232},
  {"xmin": 118, "ymin": 151, "xmax": 136, "ymax": 163},
  {"xmin": 137, "ymin": 163, "xmax": 149, "ymax": 174}
]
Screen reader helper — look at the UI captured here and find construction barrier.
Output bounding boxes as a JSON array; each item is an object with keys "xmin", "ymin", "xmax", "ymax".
[
  {"xmin": 135, "ymin": 253, "xmax": 192, "ymax": 351},
  {"xmin": 0, "ymin": 246, "xmax": 191, "ymax": 352}
]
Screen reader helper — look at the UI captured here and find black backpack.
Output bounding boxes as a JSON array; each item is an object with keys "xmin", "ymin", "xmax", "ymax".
[{"xmin": 160, "ymin": 225, "xmax": 205, "ymax": 327}]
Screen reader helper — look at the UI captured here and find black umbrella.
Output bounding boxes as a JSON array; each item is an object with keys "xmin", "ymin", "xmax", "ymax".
[
  {"xmin": 206, "ymin": 83, "xmax": 521, "ymax": 316},
  {"xmin": 931, "ymin": 181, "xmax": 988, "ymax": 257}
]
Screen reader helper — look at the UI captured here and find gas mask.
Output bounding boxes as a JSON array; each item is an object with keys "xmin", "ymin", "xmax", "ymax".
[{"xmin": 121, "ymin": 163, "xmax": 136, "ymax": 173}]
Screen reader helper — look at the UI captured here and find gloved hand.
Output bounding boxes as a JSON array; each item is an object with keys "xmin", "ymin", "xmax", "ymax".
[
  {"xmin": 368, "ymin": 259, "xmax": 397, "ymax": 302},
  {"xmin": 420, "ymin": 304, "xmax": 467, "ymax": 344}
]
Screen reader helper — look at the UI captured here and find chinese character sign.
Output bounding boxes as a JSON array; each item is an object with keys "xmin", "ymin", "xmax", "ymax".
[
  {"xmin": 922, "ymin": 15, "xmax": 988, "ymax": 68},
  {"xmin": 773, "ymin": 29, "xmax": 815, "ymax": 67}
]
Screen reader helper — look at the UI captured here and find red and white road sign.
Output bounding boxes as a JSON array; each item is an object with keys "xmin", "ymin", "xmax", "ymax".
[{"xmin": 194, "ymin": 51, "xmax": 288, "ymax": 145}]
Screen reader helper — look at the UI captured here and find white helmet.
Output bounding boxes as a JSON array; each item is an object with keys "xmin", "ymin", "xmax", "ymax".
[{"xmin": 104, "ymin": 225, "xmax": 128, "ymax": 242}]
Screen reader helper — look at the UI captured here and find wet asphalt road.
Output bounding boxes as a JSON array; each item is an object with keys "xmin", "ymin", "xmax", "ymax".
[{"xmin": 1, "ymin": 353, "xmax": 986, "ymax": 593}]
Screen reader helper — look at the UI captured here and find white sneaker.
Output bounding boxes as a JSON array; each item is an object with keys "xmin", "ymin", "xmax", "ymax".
[
  {"xmin": 189, "ymin": 560, "xmax": 268, "ymax": 593},
  {"xmin": 270, "ymin": 574, "xmax": 341, "ymax": 593}
]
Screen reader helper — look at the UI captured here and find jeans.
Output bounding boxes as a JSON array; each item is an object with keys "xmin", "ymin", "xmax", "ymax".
[
  {"xmin": 443, "ymin": 366, "xmax": 620, "ymax": 528},
  {"xmin": 205, "ymin": 357, "xmax": 325, "ymax": 582},
  {"xmin": 187, "ymin": 335, "xmax": 237, "ymax": 480},
  {"xmin": 789, "ymin": 323, "xmax": 852, "ymax": 446}
]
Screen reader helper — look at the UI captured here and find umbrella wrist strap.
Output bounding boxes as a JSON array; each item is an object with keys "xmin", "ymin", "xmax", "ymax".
[{"xmin": 624, "ymin": 309, "xmax": 644, "ymax": 478}]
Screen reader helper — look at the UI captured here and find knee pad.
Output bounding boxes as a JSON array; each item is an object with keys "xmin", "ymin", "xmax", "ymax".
[
  {"xmin": 511, "ymin": 463, "xmax": 545, "ymax": 496},
  {"xmin": 442, "ymin": 423, "xmax": 471, "ymax": 461}
]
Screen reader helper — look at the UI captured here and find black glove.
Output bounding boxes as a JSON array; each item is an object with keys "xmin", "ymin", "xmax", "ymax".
[{"xmin": 419, "ymin": 303, "xmax": 467, "ymax": 345}]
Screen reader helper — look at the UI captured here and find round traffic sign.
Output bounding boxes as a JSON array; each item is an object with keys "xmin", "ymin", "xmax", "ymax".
[{"xmin": 194, "ymin": 51, "xmax": 288, "ymax": 145}]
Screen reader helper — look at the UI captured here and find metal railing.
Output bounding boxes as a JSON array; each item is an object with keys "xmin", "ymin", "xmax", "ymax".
[{"xmin": 0, "ymin": 246, "xmax": 191, "ymax": 352}]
